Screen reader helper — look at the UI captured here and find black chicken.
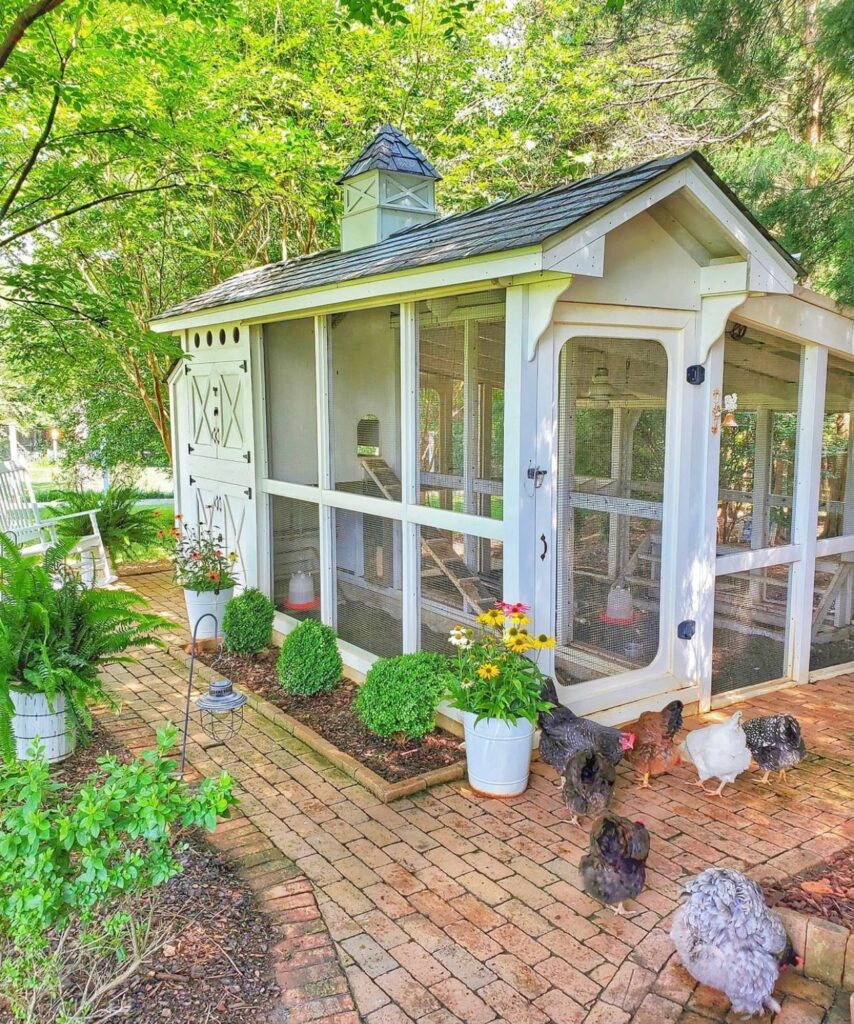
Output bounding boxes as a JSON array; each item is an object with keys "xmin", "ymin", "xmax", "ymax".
[
  {"xmin": 579, "ymin": 813, "xmax": 650, "ymax": 915},
  {"xmin": 561, "ymin": 749, "xmax": 616, "ymax": 824},
  {"xmin": 743, "ymin": 714, "xmax": 806, "ymax": 783},
  {"xmin": 538, "ymin": 678, "xmax": 635, "ymax": 773}
]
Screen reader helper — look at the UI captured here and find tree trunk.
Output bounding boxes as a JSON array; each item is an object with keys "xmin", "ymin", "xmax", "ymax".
[{"xmin": 803, "ymin": 0, "xmax": 823, "ymax": 186}]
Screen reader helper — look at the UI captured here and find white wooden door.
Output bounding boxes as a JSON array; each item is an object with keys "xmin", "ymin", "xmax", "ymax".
[
  {"xmin": 217, "ymin": 361, "xmax": 251, "ymax": 463},
  {"xmin": 188, "ymin": 475, "xmax": 255, "ymax": 589},
  {"xmin": 188, "ymin": 367, "xmax": 218, "ymax": 459}
]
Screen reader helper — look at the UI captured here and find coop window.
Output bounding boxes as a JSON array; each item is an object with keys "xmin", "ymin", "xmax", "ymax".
[
  {"xmin": 264, "ymin": 317, "xmax": 318, "ymax": 486},
  {"xmin": 416, "ymin": 290, "xmax": 505, "ymax": 520},
  {"xmin": 357, "ymin": 415, "xmax": 380, "ymax": 457},
  {"xmin": 271, "ymin": 496, "xmax": 321, "ymax": 622}
]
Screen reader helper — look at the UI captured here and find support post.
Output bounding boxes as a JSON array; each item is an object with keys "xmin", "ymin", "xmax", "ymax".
[
  {"xmin": 463, "ymin": 317, "xmax": 479, "ymax": 571},
  {"xmin": 788, "ymin": 344, "xmax": 828, "ymax": 683},
  {"xmin": 315, "ymin": 314, "xmax": 337, "ymax": 629},
  {"xmin": 400, "ymin": 301, "xmax": 420, "ymax": 652}
]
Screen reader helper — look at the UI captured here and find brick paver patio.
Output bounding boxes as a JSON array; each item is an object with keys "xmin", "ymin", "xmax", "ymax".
[{"xmin": 103, "ymin": 570, "xmax": 854, "ymax": 1024}]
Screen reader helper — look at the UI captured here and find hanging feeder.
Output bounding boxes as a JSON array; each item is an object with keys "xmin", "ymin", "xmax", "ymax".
[
  {"xmin": 600, "ymin": 581, "xmax": 636, "ymax": 626},
  {"xmin": 284, "ymin": 571, "xmax": 319, "ymax": 611}
]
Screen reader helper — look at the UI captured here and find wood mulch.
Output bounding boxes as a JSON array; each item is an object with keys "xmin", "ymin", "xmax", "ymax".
[
  {"xmin": 28, "ymin": 725, "xmax": 280, "ymax": 1024},
  {"xmin": 197, "ymin": 647, "xmax": 465, "ymax": 783},
  {"xmin": 766, "ymin": 842, "xmax": 854, "ymax": 930}
]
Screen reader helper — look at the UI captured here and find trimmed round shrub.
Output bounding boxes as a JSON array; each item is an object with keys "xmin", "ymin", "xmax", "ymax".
[
  {"xmin": 277, "ymin": 619, "xmax": 341, "ymax": 695},
  {"xmin": 355, "ymin": 651, "xmax": 449, "ymax": 740},
  {"xmin": 222, "ymin": 588, "xmax": 275, "ymax": 655}
]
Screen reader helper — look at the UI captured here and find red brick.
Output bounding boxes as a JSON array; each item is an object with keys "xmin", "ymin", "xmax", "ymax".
[
  {"xmin": 534, "ymin": 956, "xmax": 601, "ymax": 1007},
  {"xmin": 532, "ymin": 988, "xmax": 586, "ymax": 1024},
  {"xmin": 430, "ymin": 978, "xmax": 496, "ymax": 1024},
  {"xmin": 375, "ymin": 967, "xmax": 440, "ymax": 1017},
  {"xmin": 484, "ymin": 953, "xmax": 549, "ymax": 1000},
  {"xmin": 445, "ymin": 921, "xmax": 503, "ymax": 962},
  {"xmin": 393, "ymin": 942, "xmax": 451, "ymax": 987}
]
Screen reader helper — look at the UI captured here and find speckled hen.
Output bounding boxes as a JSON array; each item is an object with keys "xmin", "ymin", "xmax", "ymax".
[
  {"xmin": 538, "ymin": 679, "xmax": 635, "ymax": 772},
  {"xmin": 742, "ymin": 714, "xmax": 806, "ymax": 783}
]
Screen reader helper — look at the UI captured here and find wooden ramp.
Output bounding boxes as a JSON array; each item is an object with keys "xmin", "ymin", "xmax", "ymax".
[{"xmin": 359, "ymin": 457, "xmax": 495, "ymax": 614}]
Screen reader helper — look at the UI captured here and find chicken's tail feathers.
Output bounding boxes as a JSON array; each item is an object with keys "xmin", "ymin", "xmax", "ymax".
[
  {"xmin": 662, "ymin": 700, "xmax": 684, "ymax": 738},
  {"xmin": 540, "ymin": 677, "xmax": 559, "ymax": 707}
]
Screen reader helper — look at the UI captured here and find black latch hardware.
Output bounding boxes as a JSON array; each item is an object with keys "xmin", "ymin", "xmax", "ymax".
[
  {"xmin": 686, "ymin": 365, "xmax": 705, "ymax": 385},
  {"xmin": 244, "ymin": 487, "xmax": 252, "ymax": 499},
  {"xmin": 677, "ymin": 620, "xmax": 696, "ymax": 640},
  {"xmin": 243, "ymin": 451, "xmax": 251, "ymax": 462}
]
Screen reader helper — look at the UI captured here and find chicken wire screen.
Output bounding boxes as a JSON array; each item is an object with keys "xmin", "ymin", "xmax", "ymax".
[
  {"xmin": 554, "ymin": 338, "xmax": 666, "ymax": 685},
  {"xmin": 265, "ymin": 318, "xmax": 318, "ymax": 485},
  {"xmin": 717, "ymin": 329, "xmax": 802, "ymax": 554},
  {"xmin": 417, "ymin": 290, "xmax": 505, "ymax": 520},
  {"xmin": 271, "ymin": 496, "xmax": 321, "ymax": 622},
  {"xmin": 712, "ymin": 566, "xmax": 791, "ymax": 694},
  {"xmin": 810, "ymin": 354, "xmax": 854, "ymax": 670},
  {"xmin": 329, "ymin": 306, "xmax": 401, "ymax": 500},
  {"xmin": 334, "ymin": 508, "xmax": 402, "ymax": 658},
  {"xmin": 418, "ymin": 529, "xmax": 503, "ymax": 654}
]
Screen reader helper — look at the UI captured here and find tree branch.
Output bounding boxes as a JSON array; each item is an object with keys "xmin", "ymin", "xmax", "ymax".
[{"xmin": 0, "ymin": 0, "xmax": 66, "ymax": 71}]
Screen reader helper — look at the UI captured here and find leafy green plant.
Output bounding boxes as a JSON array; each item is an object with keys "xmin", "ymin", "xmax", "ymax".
[
  {"xmin": 164, "ymin": 517, "xmax": 238, "ymax": 594},
  {"xmin": 0, "ymin": 726, "xmax": 235, "ymax": 946},
  {"xmin": 355, "ymin": 651, "xmax": 448, "ymax": 739},
  {"xmin": 49, "ymin": 486, "xmax": 163, "ymax": 563},
  {"xmin": 0, "ymin": 536, "xmax": 167, "ymax": 761},
  {"xmin": 276, "ymin": 619, "xmax": 341, "ymax": 695},
  {"xmin": 223, "ymin": 588, "xmax": 275, "ymax": 655},
  {"xmin": 443, "ymin": 602, "xmax": 555, "ymax": 725}
]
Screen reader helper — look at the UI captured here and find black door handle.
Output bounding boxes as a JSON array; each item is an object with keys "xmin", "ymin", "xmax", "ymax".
[{"xmin": 540, "ymin": 534, "xmax": 548, "ymax": 561}]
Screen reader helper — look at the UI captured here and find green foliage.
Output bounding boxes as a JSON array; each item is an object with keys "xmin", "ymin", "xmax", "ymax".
[
  {"xmin": 0, "ymin": 536, "xmax": 167, "ymax": 761},
  {"xmin": 0, "ymin": 725, "xmax": 235, "ymax": 946},
  {"xmin": 49, "ymin": 485, "xmax": 163, "ymax": 562},
  {"xmin": 276, "ymin": 619, "xmax": 341, "ymax": 695},
  {"xmin": 355, "ymin": 651, "xmax": 448, "ymax": 739},
  {"xmin": 222, "ymin": 588, "xmax": 275, "ymax": 655}
]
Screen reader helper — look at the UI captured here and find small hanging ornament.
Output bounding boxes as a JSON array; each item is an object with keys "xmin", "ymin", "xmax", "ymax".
[{"xmin": 722, "ymin": 393, "xmax": 739, "ymax": 429}]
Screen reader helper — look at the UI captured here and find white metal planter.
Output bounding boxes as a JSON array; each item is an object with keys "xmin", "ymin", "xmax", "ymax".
[
  {"xmin": 462, "ymin": 712, "xmax": 534, "ymax": 797},
  {"xmin": 183, "ymin": 587, "xmax": 234, "ymax": 638},
  {"xmin": 11, "ymin": 688, "xmax": 75, "ymax": 763}
]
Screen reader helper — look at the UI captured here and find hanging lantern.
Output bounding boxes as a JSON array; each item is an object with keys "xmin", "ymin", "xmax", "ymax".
[
  {"xmin": 197, "ymin": 677, "xmax": 247, "ymax": 743},
  {"xmin": 588, "ymin": 365, "xmax": 614, "ymax": 404}
]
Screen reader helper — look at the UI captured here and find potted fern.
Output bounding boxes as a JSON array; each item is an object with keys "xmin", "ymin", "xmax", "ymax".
[
  {"xmin": 0, "ymin": 537, "xmax": 166, "ymax": 763},
  {"xmin": 444, "ymin": 602, "xmax": 555, "ymax": 797},
  {"xmin": 163, "ymin": 516, "xmax": 238, "ymax": 639}
]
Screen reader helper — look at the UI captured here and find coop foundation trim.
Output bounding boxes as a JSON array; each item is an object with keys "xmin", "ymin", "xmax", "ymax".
[{"xmin": 775, "ymin": 907, "xmax": 854, "ymax": 990}]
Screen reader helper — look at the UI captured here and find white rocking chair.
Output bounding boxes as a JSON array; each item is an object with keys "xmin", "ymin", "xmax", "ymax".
[{"xmin": 0, "ymin": 460, "xmax": 115, "ymax": 586}]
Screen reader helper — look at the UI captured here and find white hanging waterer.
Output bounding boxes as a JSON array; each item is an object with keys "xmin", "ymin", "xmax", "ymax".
[
  {"xmin": 602, "ymin": 580, "xmax": 634, "ymax": 625},
  {"xmin": 285, "ymin": 571, "xmax": 318, "ymax": 610}
]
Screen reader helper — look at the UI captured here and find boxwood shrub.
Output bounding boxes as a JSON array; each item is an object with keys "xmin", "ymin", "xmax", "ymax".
[
  {"xmin": 355, "ymin": 651, "xmax": 448, "ymax": 739},
  {"xmin": 277, "ymin": 618, "xmax": 341, "ymax": 695},
  {"xmin": 222, "ymin": 588, "xmax": 275, "ymax": 655}
]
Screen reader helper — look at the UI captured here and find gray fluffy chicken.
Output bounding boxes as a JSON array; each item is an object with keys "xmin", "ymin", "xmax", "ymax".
[
  {"xmin": 742, "ymin": 714, "xmax": 806, "ymax": 783},
  {"xmin": 578, "ymin": 813, "xmax": 649, "ymax": 915},
  {"xmin": 561, "ymin": 749, "xmax": 616, "ymax": 825},
  {"xmin": 538, "ymin": 679, "xmax": 635, "ymax": 772},
  {"xmin": 671, "ymin": 868, "xmax": 801, "ymax": 1017}
]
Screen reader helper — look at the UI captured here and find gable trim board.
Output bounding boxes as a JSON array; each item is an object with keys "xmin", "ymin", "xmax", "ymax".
[{"xmin": 150, "ymin": 152, "xmax": 802, "ymax": 335}]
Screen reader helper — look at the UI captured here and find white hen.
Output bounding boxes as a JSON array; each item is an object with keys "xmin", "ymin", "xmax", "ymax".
[{"xmin": 680, "ymin": 711, "xmax": 751, "ymax": 796}]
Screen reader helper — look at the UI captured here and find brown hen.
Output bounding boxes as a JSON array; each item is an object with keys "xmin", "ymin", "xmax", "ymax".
[{"xmin": 625, "ymin": 699, "xmax": 684, "ymax": 787}]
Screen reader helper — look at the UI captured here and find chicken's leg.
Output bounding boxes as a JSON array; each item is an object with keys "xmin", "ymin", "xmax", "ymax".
[
  {"xmin": 758, "ymin": 770, "xmax": 771, "ymax": 784},
  {"xmin": 638, "ymin": 772, "xmax": 650, "ymax": 789},
  {"xmin": 708, "ymin": 779, "xmax": 728, "ymax": 797}
]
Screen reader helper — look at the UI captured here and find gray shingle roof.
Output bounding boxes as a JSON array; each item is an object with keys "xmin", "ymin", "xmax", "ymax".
[
  {"xmin": 153, "ymin": 150, "xmax": 800, "ymax": 323},
  {"xmin": 337, "ymin": 125, "xmax": 441, "ymax": 183}
]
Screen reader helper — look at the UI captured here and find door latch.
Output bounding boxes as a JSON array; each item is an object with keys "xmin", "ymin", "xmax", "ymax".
[{"xmin": 527, "ymin": 465, "xmax": 547, "ymax": 488}]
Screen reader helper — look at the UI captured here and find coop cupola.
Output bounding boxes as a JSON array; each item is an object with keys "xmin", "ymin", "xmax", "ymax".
[{"xmin": 337, "ymin": 125, "xmax": 440, "ymax": 252}]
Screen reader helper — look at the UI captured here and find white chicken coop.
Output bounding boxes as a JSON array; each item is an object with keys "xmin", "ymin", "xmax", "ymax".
[{"xmin": 152, "ymin": 126, "xmax": 854, "ymax": 724}]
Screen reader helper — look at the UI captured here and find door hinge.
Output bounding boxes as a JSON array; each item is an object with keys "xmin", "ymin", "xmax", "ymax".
[
  {"xmin": 244, "ymin": 487, "xmax": 252, "ymax": 499},
  {"xmin": 189, "ymin": 475, "xmax": 196, "ymax": 486},
  {"xmin": 187, "ymin": 443, "xmax": 194, "ymax": 454},
  {"xmin": 243, "ymin": 450, "xmax": 251, "ymax": 463},
  {"xmin": 239, "ymin": 360, "xmax": 247, "ymax": 372},
  {"xmin": 184, "ymin": 364, "xmax": 191, "ymax": 375}
]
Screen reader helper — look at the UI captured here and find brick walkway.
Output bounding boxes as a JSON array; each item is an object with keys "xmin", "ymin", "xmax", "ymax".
[{"xmin": 105, "ymin": 570, "xmax": 854, "ymax": 1024}]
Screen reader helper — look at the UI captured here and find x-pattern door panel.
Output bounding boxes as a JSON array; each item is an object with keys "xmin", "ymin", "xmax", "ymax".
[{"xmin": 189, "ymin": 371, "xmax": 218, "ymax": 458}]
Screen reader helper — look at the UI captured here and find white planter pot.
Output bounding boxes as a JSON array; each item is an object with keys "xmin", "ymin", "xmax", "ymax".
[
  {"xmin": 11, "ymin": 688, "xmax": 76, "ymax": 763},
  {"xmin": 462, "ymin": 712, "xmax": 534, "ymax": 797},
  {"xmin": 183, "ymin": 587, "xmax": 234, "ymax": 639}
]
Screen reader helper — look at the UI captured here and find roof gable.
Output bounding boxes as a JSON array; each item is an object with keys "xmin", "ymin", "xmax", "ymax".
[{"xmin": 152, "ymin": 150, "xmax": 800, "ymax": 324}]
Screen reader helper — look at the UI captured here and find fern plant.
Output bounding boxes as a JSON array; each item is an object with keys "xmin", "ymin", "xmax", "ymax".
[
  {"xmin": 0, "ymin": 536, "xmax": 168, "ymax": 761},
  {"xmin": 48, "ymin": 486, "xmax": 163, "ymax": 562}
]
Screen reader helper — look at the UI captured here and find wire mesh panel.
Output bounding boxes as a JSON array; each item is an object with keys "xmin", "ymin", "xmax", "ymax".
[
  {"xmin": 554, "ymin": 338, "xmax": 666, "ymax": 685},
  {"xmin": 329, "ymin": 306, "xmax": 401, "ymax": 500},
  {"xmin": 334, "ymin": 508, "xmax": 402, "ymax": 657},
  {"xmin": 417, "ymin": 290, "xmax": 505, "ymax": 519},
  {"xmin": 717, "ymin": 329, "xmax": 802, "ymax": 554},
  {"xmin": 271, "ymin": 496, "xmax": 321, "ymax": 621},
  {"xmin": 265, "ymin": 318, "xmax": 318, "ymax": 485},
  {"xmin": 712, "ymin": 566, "xmax": 791, "ymax": 694},
  {"xmin": 810, "ymin": 354, "xmax": 854, "ymax": 670},
  {"xmin": 419, "ymin": 528, "xmax": 503, "ymax": 653}
]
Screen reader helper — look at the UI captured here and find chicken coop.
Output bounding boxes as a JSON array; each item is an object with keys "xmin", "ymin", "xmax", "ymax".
[{"xmin": 154, "ymin": 126, "xmax": 854, "ymax": 723}]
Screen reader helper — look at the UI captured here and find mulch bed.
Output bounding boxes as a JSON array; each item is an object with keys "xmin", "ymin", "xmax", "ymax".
[
  {"xmin": 197, "ymin": 648, "xmax": 465, "ymax": 783},
  {"xmin": 765, "ymin": 842, "xmax": 854, "ymax": 930},
  {"xmin": 36, "ymin": 725, "xmax": 279, "ymax": 1024}
]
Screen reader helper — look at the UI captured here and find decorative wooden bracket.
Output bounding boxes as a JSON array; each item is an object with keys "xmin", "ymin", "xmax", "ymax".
[{"xmin": 526, "ymin": 278, "xmax": 572, "ymax": 361}]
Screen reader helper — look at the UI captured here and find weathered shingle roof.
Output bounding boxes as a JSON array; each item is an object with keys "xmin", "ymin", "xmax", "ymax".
[
  {"xmin": 153, "ymin": 150, "xmax": 800, "ymax": 323},
  {"xmin": 337, "ymin": 125, "xmax": 441, "ymax": 183}
]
